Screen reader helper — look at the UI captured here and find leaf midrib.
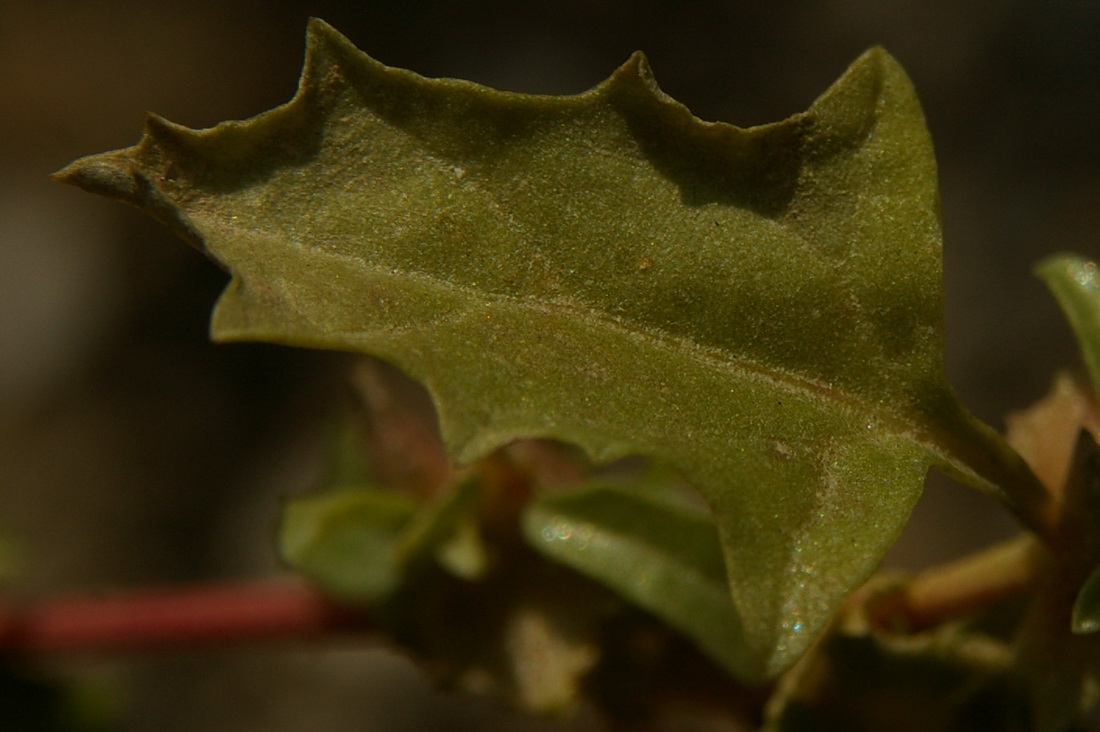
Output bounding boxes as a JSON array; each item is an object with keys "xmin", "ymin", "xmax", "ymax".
[{"xmin": 230, "ymin": 238, "xmax": 942, "ymax": 456}]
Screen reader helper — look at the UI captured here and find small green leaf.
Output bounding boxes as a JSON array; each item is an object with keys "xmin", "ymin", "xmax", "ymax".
[
  {"xmin": 56, "ymin": 20, "xmax": 1045, "ymax": 678},
  {"xmin": 280, "ymin": 477, "xmax": 487, "ymax": 602},
  {"xmin": 279, "ymin": 489, "xmax": 417, "ymax": 602},
  {"xmin": 1072, "ymin": 564, "xmax": 1100, "ymax": 634},
  {"xmin": 524, "ymin": 483, "xmax": 752, "ymax": 679},
  {"xmin": 396, "ymin": 476, "xmax": 487, "ymax": 577},
  {"xmin": 1036, "ymin": 254, "xmax": 1100, "ymax": 404}
]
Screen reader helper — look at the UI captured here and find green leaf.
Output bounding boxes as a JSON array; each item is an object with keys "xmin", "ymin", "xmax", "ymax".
[
  {"xmin": 394, "ymin": 476, "xmax": 487, "ymax": 578},
  {"xmin": 1036, "ymin": 254, "xmax": 1100, "ymax": 404},
  {"xmin": 523, "ymin": 482, "xmax": 752, "ymax": 678},
  {"xmin": 55, "ymin": 20, "xmax": 1043, "ymax": 679},
  {"xmin": 280, "ymin": 477, "xmax": 486, "ymax": 602},
  {"xmin": 1072, "ymin": 563, "xmax": 1100, "ymax": 634},
  {"xmin": 279, "ymin": 489, "xmax": 418, "ymax": 602}
]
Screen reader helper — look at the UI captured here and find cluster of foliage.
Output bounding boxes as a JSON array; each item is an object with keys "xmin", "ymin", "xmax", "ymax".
[{"xmin": 11, "ymin": 18, "xmax": 1100, "ymax": 729}]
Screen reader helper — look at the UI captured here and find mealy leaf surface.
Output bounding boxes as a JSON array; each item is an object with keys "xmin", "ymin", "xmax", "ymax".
[{"xmin": 56, "ymin": 20, "xmax": 1040, "ymax": 679}]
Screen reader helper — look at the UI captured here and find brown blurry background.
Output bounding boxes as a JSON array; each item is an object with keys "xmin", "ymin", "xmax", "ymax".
[{"xmin": 2, "ymin": 1, "xmax": 1100, "ymax": 729}]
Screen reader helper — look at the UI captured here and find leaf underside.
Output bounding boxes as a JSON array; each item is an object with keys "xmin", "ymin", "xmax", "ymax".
[{"xmin": 56, "ymin": 20, "xmax": 1038, "ymax": 680}]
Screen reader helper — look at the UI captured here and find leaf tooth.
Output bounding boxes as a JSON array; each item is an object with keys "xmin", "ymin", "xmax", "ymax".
[
  {"xmin": 601, "ymin": 50, "xmax": 661, "ymax": 98},
  {"xmin": 55, "ymin": 120, "xmax": 207, "ymax": 252},
  {"xmin": 52, "ymin": 148, "xmax": 139, "ymax": 203},
  {"xmin": 599, "ymin": 49, "xmax": 696, "ymax": 126},
  {"xmin": 52, "ymin": 110, "xmax": 196, "ymax": 200},
  {"xmin": 142, "ymin": 111, "xmax": 196, "ymax": 144},
  {"xmin": 302, "ymin": 17, "xmax": 388, "ymax": 92}
]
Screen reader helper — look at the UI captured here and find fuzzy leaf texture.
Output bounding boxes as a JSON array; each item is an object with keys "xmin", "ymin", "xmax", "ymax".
[{"xmin": 56, "ymin": 20, "xmax": 1042, "ymax": 680}]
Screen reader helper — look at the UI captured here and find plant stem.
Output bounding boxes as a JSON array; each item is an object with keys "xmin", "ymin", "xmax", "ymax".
[
  {"xmin": 0, "ymin": 580, "xmax": 365, "ymax": 656},
  {"xmin": 891, "ymin": 534, "xmax": 1042, "ymax": 632}
]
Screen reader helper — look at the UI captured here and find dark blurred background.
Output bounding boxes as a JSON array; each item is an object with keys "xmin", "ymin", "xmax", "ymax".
[{"xmin": 2, "ymin": 1, "xmax": 1099, "ymax": 729}]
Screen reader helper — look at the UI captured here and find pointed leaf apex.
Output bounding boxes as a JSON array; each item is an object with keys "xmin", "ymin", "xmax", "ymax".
[
  {"xmin": 803, "ymin": 46, "xmax": 920, "ymax": 153},
  {"xmin": 625, "ymin": 49, "xmax": 651, "ymax": 69},
  {"xmin": 305, "ymin": 15, "xmax": 337, "ymax": 36},
  {"xmin": 613, "ymin": 50, "xmax": 656, "ymax": 85},
  {"xmin": 304, "ymin": 15, "xmax": 373, "ymax": 71}
]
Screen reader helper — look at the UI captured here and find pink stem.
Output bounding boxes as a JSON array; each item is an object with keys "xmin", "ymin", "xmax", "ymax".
[{"xmin": 0, "ymin": 580, "xmax": 365, "ymax": 656}]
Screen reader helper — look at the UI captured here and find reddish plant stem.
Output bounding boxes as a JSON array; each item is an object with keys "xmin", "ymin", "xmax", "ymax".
[{"xmin": 0, "ymin": 580, "xmax": 366, "ymax": 656}]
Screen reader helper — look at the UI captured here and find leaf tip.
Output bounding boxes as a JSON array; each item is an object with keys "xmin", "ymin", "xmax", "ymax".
[
  {"xmin": 304, "ymin": 15, "xmax": 357, "ymax": 58},
  {"xmin": 845, "ymin": 45, "xmax": 904, "ymax": 82},
  {"xmin": 52, "ymin": 149, "xmax": 138, "ymax": 203},
  {"xmin": 857, "ymin": 44, "xmax": 892, "ymax": 64},
  {"xmin": 1035, "ymin": 252, "xmax": 1100, "ymax": 410},
  {"xmin": 141, "ymin": 111, "xmax": 198, "ymax": 148},
  {"xmin": 1035, "ymin": 252, "xmax": 1095, "ymax": 283},
  {"xmin": 305, "ymin": 16, "xmax": 337, "ymax": 37},
  {"xmin": 622, "ymin": 49, "xmax": 653, "ymax": 76},
  {"xmin": 806, "ymin": 44, "xmax": 916, "ymax": 129},
  {"xmin": 603, "ymin": 49, "xmax": 665, "ymax": 100},
  {"xmin": 298, "ymin": 16, "xmax": 393, "ymax": 105}
]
